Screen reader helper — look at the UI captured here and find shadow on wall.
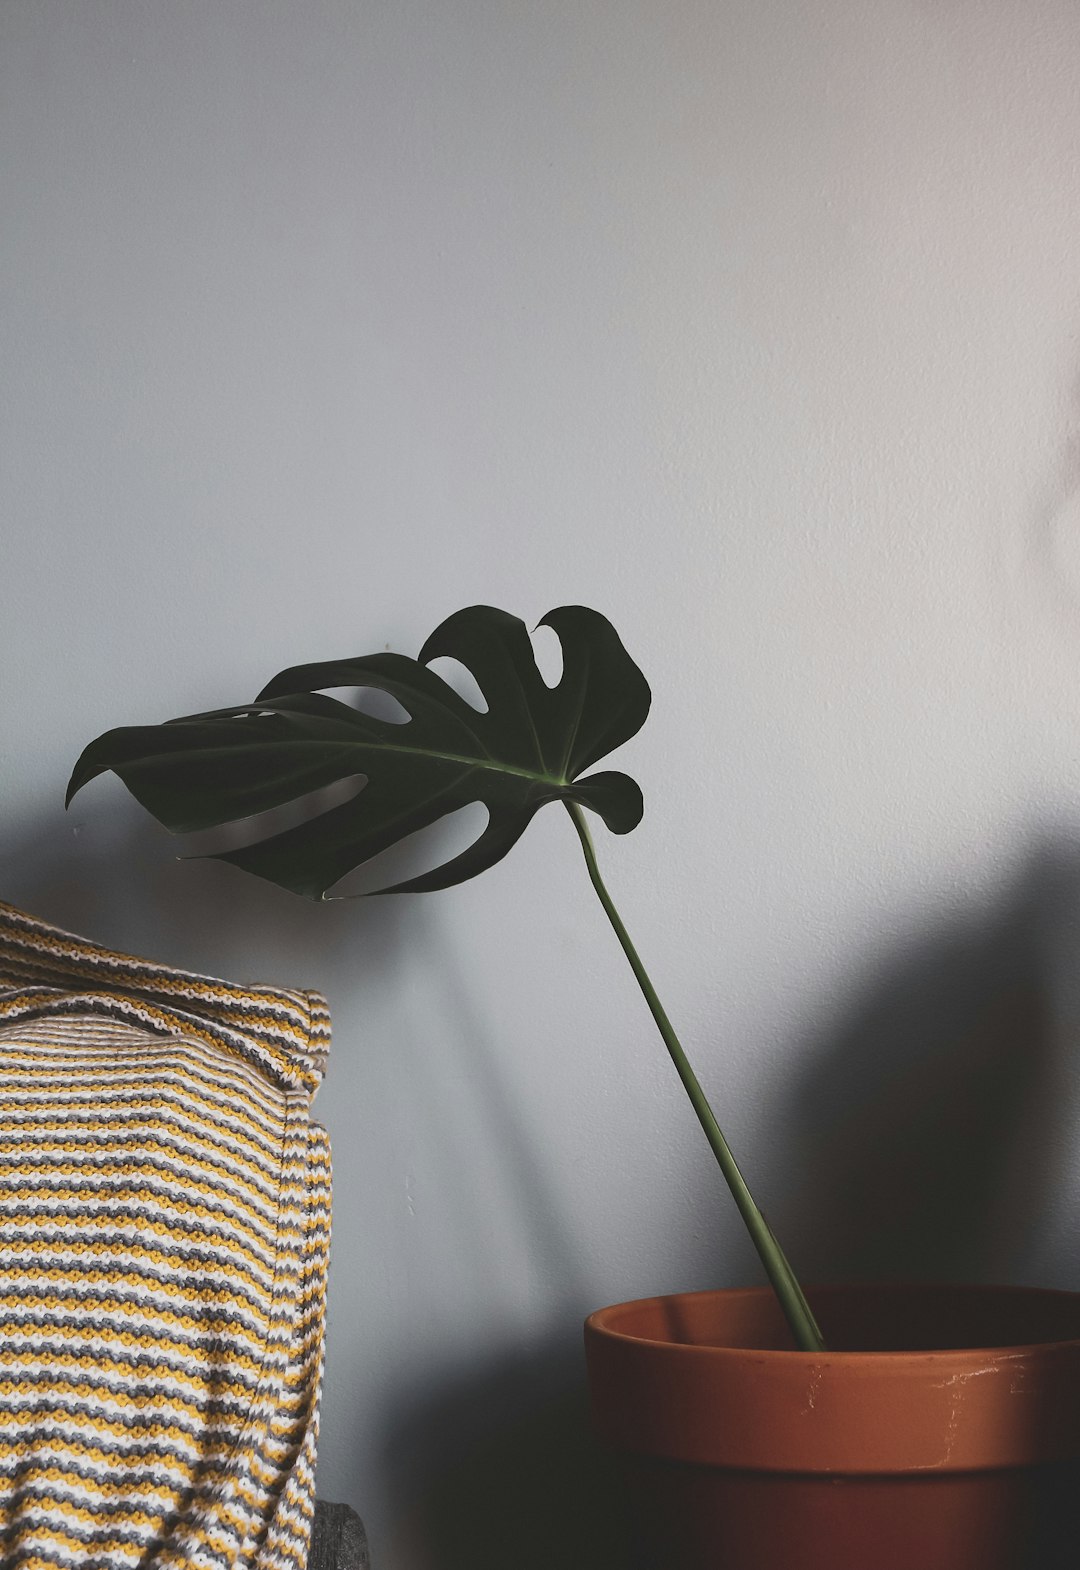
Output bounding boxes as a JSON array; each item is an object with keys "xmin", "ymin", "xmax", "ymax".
[
  {"xmin": 0, "ymin": 796, "xmax": 350, "ymax": 984},
  {"xmin": 380, "ymin": 1334, "xmax": 630, "ymax": 1570},
  {"xmin": 781, "ymin": 837, "xmax": 1080, "ymax": 1292}
]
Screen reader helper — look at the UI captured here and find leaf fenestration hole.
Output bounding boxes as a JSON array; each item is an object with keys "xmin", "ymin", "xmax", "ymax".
[
  {"xmin": 182, "ymin": 773, "xmax": 369, "ymax": 854},
  {"xmin": 322, "ymin": 687, "xmax": 411, "ymax": 724},
  {"xmin": 425, "ymin": 657, "xmax": 489, "ymax": 713},
  {"xmin": 530, "ymin": 623, "xmax": 563, "ymax": 689},
  {"xmin": 326, "ymin": 800, "xmax": 490, "ymax": 896}
]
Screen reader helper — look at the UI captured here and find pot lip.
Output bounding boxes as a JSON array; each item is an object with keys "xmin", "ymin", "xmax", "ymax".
[{"xmin": 585, "ymin": 1281, "xmax": 1080, "ymax": 1361}]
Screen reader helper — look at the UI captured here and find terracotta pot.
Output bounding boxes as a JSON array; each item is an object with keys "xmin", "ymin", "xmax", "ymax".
[{"xmin": 584, "ymin": 1283, "xmax": 1080, "ymax": 1570}]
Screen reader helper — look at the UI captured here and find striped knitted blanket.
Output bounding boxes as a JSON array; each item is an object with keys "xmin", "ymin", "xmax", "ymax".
[{"xmin": 0, "ymin": 900, "xmax": 332, "ymax": 1570}]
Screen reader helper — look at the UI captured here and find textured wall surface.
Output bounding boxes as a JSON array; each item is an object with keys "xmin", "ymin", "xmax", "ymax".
[{"xmin": 4, "ymin": 3, "xmax": 1080, "ymax": 1565}]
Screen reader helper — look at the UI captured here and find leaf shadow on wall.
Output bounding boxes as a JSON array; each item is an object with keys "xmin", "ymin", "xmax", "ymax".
[
  {"xmin": 778, "ymin": 839, "xmax": 1079, "ymax": 1292},
  {"xmin": 0, "ymin": 796, "xmax": 357, "ymax": 986}
]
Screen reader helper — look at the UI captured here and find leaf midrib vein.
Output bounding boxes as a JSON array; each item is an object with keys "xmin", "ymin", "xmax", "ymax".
[
  {"xmin": 350, "ymin": 738, "xmax": 567, "ymax": 787},
  {"xmin": 133, "ymin": 737, "xmax": 569, "ymax": 790}
]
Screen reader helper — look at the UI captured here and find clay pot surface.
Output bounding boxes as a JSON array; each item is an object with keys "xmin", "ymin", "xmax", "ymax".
[{"xmin": 584, "ymin": 1283, "xmax": 1080, "ymax": 1570}]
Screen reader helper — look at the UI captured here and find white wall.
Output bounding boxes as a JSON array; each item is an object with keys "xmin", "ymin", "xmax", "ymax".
[{"xmin": 4, "ymin": 2, "xmax": 1080, "ymax": 1564}]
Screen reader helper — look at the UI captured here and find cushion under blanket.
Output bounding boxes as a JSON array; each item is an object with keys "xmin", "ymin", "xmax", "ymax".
[{"xmin": 0, "ymin": 899, "xmax": 332, "ymax": 1570}]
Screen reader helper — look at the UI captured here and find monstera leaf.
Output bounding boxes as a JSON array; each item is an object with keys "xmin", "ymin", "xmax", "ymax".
[
  {"xmin": 67, "ymin": 605, "xmax": 651, "ymax": 899},
  {"xmin": 66, "ymin": 601, "xmax": 828, "ymax": 1351}
]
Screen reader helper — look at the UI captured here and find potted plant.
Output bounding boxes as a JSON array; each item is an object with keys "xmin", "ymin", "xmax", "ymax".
[{"xmin": 68, "ymin": 604, "xmax": 1080, "ymax": 1568}]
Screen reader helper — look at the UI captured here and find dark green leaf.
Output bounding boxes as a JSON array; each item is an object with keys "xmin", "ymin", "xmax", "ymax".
[{"xmin": 67, "ymin": 605, "xmax": 650, "ymax": 900}]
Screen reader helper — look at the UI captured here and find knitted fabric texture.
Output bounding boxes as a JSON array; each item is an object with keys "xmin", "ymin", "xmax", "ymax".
[{"xmin": 0, "ymin": 899, "xmax": 332, "ymax": 1570}]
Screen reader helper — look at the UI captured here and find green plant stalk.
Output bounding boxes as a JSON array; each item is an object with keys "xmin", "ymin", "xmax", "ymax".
[{"xmin": 566, "ymin": 802, "xmax": 826, "ymax": 1353}]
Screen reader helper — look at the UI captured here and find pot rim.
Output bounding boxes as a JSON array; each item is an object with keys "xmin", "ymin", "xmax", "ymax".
[
  {"xmin": 585, "ymin": 1282, "xmax": 1080, "ymax": 1360},
  {"xmin": 584, "ymin": 1283, "xmax": 1080, "ymax": 1473}
]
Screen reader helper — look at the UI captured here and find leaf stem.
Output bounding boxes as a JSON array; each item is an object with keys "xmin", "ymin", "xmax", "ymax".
[{"xmin": 565, "ymin": 801, "xmax": 826, "ymax": 1353}]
